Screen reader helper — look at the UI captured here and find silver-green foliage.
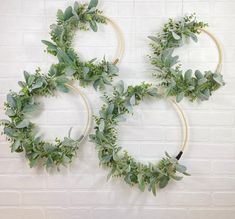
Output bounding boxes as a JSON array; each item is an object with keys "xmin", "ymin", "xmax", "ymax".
[
  {"xmin": 42, "ymin": 0, "xmax": 119, "ymax": 90},
  {"xmin": 149, "ymin": 14, "xmax": 225, "ymax": 102},
  {"xmin": 1, "ymin": 0, "xmax": 118, "ymax": 169},
  {"xmin": 90, "ymin": 81, "xmax": 189, "ymax": 195}
]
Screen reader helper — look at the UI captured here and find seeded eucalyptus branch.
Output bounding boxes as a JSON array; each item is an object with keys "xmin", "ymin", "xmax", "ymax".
[
  {"xmin": 148, "ymin": 14, "xmax": 225, "ymax": 102},
  {"xmin": 90, "ymin": 81, "xmax": 189, "ymax": 195},
  {"xmin": 42, "ymin": 0, "xmax": 119, "ymax": 90}
]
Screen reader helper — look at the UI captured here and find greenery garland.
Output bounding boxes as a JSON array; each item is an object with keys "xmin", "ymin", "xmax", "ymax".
[
  {"xmin": 0, "ymin": 0, "xmax": 119, "ymax": 169},
  {"xmin": 42, "ymin": 0, "xmax": 119, "ymax": 90},
  {"xmin": 90, "ymin": 81, "xmax": 189, "ymax": 195},
  {"xmin": 148, "ymin": 14, "xmax": 225, "ymax": 102}
]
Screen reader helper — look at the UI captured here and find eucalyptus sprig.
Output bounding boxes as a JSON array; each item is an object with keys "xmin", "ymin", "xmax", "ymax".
[
  {"xmin": 90, "ymin": 81, "xmax": 189, "ymax": 195},
  {"xmin": 149, "ymin": 14, "xmax": 225, "ymax": 102}
]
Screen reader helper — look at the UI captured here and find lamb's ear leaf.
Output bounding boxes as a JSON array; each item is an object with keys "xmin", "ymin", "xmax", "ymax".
[
  {"xmin": 88, "ymin": 0, "xmax": 98, "ymax": 9},
  {"xmin": 16, "ymin": 119, "xmax": 30, "ymax": 129}
]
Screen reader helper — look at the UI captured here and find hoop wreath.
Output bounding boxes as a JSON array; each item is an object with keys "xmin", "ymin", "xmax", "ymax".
[
  {"xmin": 148, "ymin": 14, "xmax": 224, "ymax": 102},
  {"xmin": 0, "ymin": 0, "xmax": 125, "ymax": 169},
  {"xmin": 42, "ymin": 0, "xmax": 125, "ymax": 90},
  {"xmin": 90, "ymin": 81, "xmax": 189, "ymax": 195}
]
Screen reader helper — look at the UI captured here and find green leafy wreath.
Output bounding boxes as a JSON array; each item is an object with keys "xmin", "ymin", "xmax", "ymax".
[
  {"xmin": 0, "ymin": 0, "xmax": 122, "ymax": 169},
  {"xmin": 90, "ymin": 81, "xmax": 189, "ymax": 195},
  {"xmin": 42, "ymin": 0, "xmax": 120, "ymax": 90},
  {"xmin": 148, "ymin": 14, "xmax": 225, "ymax": 102}
]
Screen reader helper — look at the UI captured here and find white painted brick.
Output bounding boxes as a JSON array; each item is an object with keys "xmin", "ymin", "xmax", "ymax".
[
  {"xmin": 213, "ymin": 192, "xmax": 235, "ymax": 206},
  {"xmin": 0, "ymin": 16, "xmax": 45, "ymax": 31},
  {"xmin": 210, "ymin": 127, "xmax": 235, "ymax": 143},
  {"xmin": 140, "ymin": 208, "xmax": 188, "ymax": 219},
  {"xmin": 212, "ymin": 160, "xmax": 235, "ymax": 174},
  {"xmin": 0, "ymin": 176, "xmax": 46, "ymax": 189},
  {"xmin": 215, "ymin": 2, "xmax": 235, "ymax": 15},
  {"xmin": 183, "ymin": 1, "xmax": 211, "ymax": 16},
  {"xmin": 21, "ymin": 191, "xmax": 69, "ymax": 206},
  {"xmin": 189, "ymin": 209, "xmax": 235, "ymax": 219},
  {"xmin": 22, "ymin": 0, "xmax": 45, "ymax": 15},
  {"xmin": 0, "ymin": 192, "xmax": 19, "ymax": 206},
  {"xmin": 134, "ymin": 2, "xmax": 165, "ymax": 17},
  {"xmin": 46, "ymin": 208, "xmax": 92, "ymax": 219},
  {"xmin": 92, "ymin": 208, "xmax": 140, "ymax": 219},
  {"xmin": 166, "ymin": 192, "xmax": 211, "ymax": 206},
  {"xmin": 0, "ymin": 208, "xmax": 44, "ymax": 219},
  {"xmin": 0, "ymin": 0, "xmax": 21, "ymax": 14}
]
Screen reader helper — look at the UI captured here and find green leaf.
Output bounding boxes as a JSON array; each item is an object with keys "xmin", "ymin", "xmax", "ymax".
[
  {"xmin": 4, "ymin": 127, "xmax": 16, "ymax": 137},
  {"xmin": 99, "ymin": 119, "xmax": 105, "ymax": 132},
  {"xmin": 88, "ymin": 0, "xmax": 98, "ymax": 9},
  {"xmin": 28, "ymin": 75, "xmax": 35, "ymax": 86},
  {"xmin": 129, "ymin": 95, "xmax": 136, "ymax": 105},
  {"xmin": 115, "ymin": 80, "xmax": 124, "ymax": 94},
  {"xmin": 11, "ymin": 140, "xmax": 21, "ymax": 152},
  {"xmin": 64, "ymin": 66, "xmax": 76, "ymax": 76},
  {"xmin": 176, "ymin": 92, "xmax": 184, "ymax": 102},
  {"xmin": 41, "ymin": 40, "xmax": 58, "ymax": 53},
  {"xmin": 56, "ymin": 9, "xmax": 64, "ymax": 21},
  {"xmin": 107, "ymin": 63, "xmax": 118, "ymax": 74},
  {"xmin": 57, "ymin": 49, "xmax": 73, "ymax": 65},
  {"xmin": 64, "ymin": 6, "xmax": 73, "ymax": 21},
  {"xmin": 23, "ymin": 104, "xmax": 38, "ymax": 113},
  {"xmin": 83, "ymin": 67, "xmax": 90, "ymax": 75},
  {"xmin": 147, "ymin": 87, "xmax": 158, "ymax": 96},
  {"xmin": 16, "ymin": 119, "xmax": 29, "ymax": 128},
  {"xmin": 0, "ymin": 119, "xmax": 10, "ymax": 125},
  {"xmin": 184, "ymin": 69, "xmax": 192, "ymax": 81},
  {"xmin": 195, "ymin": 70, "xmax": 203, "ymax": 79},
  {"xmin": 190, "ymin": 33, "xmax": 198, "ymax": 43},
  {"xmin": 89, "ymin": 20, "xmax": 98, "ymax": 32},
  {"xmin": 32, "ymin": 78, "xmax": 44, "ymax": 90},
  {"xmin": 18, "ymin": 81, "xmax": 26, "ymax": 88},
  {"xmin": 5, "ymin": 109, "xmax": 16, "ymax": 117},
  {"xmin": 176, "ymin": 164, "xmax": 187, "ymax": 173},
  {"xmin": 138, "ymin": 174, "xmax": 145, "ymax": 192},
  {"xmin": 171, "ymin": 175, "xmax": 183, "ymax": 181},
  {"xmin": 198, "ymin": 77, "xmax": 207, "ymax": 85},
  {"xmin": 7, "ymin": 94, "xmax": 16, "ymax": 108},
  {"xmin": 159, "ymin": 176, "xmax": 169, "ymax": 188},
  {"xmin": 23, "ymin": 71, "xmax": 30, "ymax": 83},
  {"xmin": 56, "ymin": 84, "xmax": 69, "ymax": 93},
  {"xmin": 93, "ymin": 79, "xmax": 101, "ymax": 90},
  {"xmin": 213, "ymin": 74, "xmax": 224, "ymax": 86},
  {"xmin": 172, "ymin": 31, "xmax": 181, "ymax": 40},
  {"xmin": 148, "ymin": 36, "xmax": 158, "ymax": 42},
  {"xmin": 106, "ymin": 103, "xmax": 114, "ymax": 115}
]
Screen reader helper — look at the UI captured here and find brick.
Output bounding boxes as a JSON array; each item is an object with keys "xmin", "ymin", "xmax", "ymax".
[
  {"xmin": 22, "ymin": 191, "xmax": 69, "ymax": 206},
  {"xmin": 213, "ymin": 192, "xmax": 235, "ymax": 206},
  {"xmin": 166, "ymin": 192, "xmax": 211, "ymax": 206},
  {"xmin": 0, "ymin": 208, "xmax": 44, "ymax": 219},
  {"xmin": 0, "ymin": 192, "xmax": 19, "ymax": 206},
  {"xmin": 189, "ymin": 209, "xmax": 235, "ymax": 219}
]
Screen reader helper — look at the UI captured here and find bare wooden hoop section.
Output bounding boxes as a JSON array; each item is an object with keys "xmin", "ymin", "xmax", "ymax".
[
  {"xmin": 169, "ymin": 99, "xmax": 189, "ymax": 160},
  {"xmin": 65, "ymin": 83, "xmax": 92, "ymax": 145},
  {"xmin": 200, "ymin": 28, "xmax": 223, "ymax": 73},
  {"xmin": 105, "ymin": 16, "xmax": 125, "ymax": 65}
]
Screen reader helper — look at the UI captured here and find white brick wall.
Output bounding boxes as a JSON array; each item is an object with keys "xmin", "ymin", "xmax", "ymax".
[{"xmin": 0, "ymin": 0, "xmax": 235, "ymax": 218}]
